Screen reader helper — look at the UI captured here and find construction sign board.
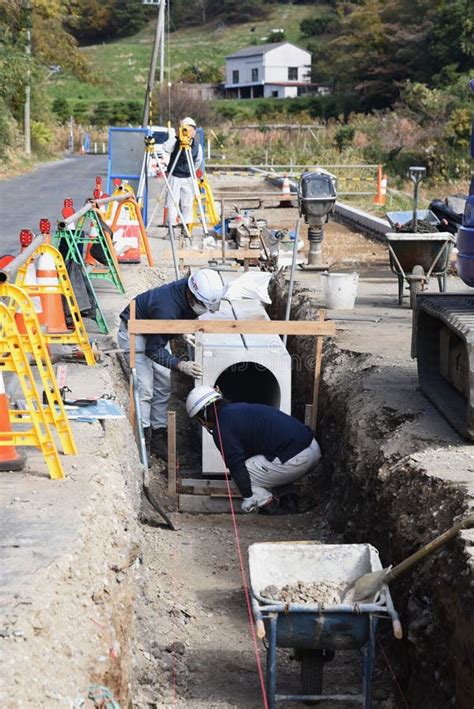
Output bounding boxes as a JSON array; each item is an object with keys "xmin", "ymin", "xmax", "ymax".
[{"xmin": 107, "ymin": 127, "xmax": 148, "ymax": 219}]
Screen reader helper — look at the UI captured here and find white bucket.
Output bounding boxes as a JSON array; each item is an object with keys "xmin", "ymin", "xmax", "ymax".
[{"xmin": 322, "ymin": 272, "xmax": 359, "ymax": 309}]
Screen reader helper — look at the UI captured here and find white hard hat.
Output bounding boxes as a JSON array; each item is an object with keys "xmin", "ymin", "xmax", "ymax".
[
  {"xmin": 180, "ymin": 116, "xmax": 196, "ymax": 128},
  {"xmin": 186, "ymin": 385, "xmax": 222, "ymax": 418},
  {"xmin": 188, "ymin": 269, "xmax": 225, "ymax": 312}
]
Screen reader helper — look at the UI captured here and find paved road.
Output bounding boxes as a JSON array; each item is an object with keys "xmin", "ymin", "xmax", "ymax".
[{"xmin": 0, "ymin": 155, "xmax": 108, "ymax": 253}]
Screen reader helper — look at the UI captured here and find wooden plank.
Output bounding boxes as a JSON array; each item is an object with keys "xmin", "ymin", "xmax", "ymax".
[
  {"xmin": 179, "ymin": 494, "xmax": 242, "ymax": 514},
  {"xmin": 129, "ymin": 319, "xmax": 336, "ymax": 337},
  {"xmin": 129, "ymin": 299, "xmax": 136, "ymax": 428},
  {"xmin": 311, "ymin": 309, "xmax": 325, "ymax": 431},
  {"xmin": 167, "ymin": 411, "xmax": 177, "ymax": 496},
  {"xmin": 164, "ymin": 248, "xmax": 260, "ymax": 261},
  {"xmin": 180, "ymin": 478, "xmax": 239, "ymax": 495}
]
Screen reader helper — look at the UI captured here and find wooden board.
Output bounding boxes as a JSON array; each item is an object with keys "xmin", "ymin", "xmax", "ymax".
[
  {"xmin": 179, "ymin": 478, "xmax": 239, "ymax": 495},
  {"xmin": 179, "ymin": 494, "xmax": 242, "ymax": 514},
  {"xmin": 165, "ymin": 249, "xmax": 260, "ymax": 261},
  {"xmin": 129, "ymin": 319, "xmax": 336, "ymax": 337}
]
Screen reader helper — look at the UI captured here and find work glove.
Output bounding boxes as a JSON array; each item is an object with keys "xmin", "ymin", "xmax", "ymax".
[
  {"xmin": 241, "ymin": 489, "xmax": 273, "ymax": 513},
  {"xmin": 177, "ymin": 360, "xmax": 202, "ymax": 379},
  {"xmin": 182, "ymin": 334, "xmax": 196, "ymax": 348}
]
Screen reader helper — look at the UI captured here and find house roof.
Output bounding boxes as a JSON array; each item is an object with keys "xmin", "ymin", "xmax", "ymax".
[{"xmin": 225, "ymin": 42, "xmax": 308, "ymax": 60}]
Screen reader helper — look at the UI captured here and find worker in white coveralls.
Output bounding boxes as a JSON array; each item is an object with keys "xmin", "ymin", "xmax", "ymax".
[
  {"xmin": 118, "ymin": 271, "xmax": 225, "ymax": 459},
  {"xmin": 163, "ymin": 116, "xmax": 203, "ymax": 234},
  {"xmin": 186, "ymin": 386, "xmax": 322, "ymax": 515}
]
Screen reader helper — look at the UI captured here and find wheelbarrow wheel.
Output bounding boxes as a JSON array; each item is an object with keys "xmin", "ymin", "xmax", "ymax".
[
  {"xmin": 300, "ymin": 649, "xmax": 324, "ymax": 701},
  {"xmin": 409, "ymin": 265, "xmax": 424, "ymax": 309}
]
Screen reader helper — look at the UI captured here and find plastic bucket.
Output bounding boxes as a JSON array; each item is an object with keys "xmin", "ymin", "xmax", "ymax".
[{"xmin": 322, "ymin": 272, "xmax": 359, "ymax": 309}]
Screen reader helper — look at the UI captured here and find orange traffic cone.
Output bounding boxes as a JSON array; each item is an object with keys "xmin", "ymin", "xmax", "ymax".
[
  {"xmin": 0, "ymin": 372, "xmax": 26, "ymax": 472},
  {"xmin": 373, "ymin": 165, "xmax": 387, "ymax": 206},
  {"xmin": 279, "ymin": 174, "xmax": 293, "ymax": 208},
  {"xmin": 15, "ymin": 229, "xmax": 43, "ymax": 334},
  {"xmin": 36, "ymin": 250, "xmax": 69, "ymax": 333}
]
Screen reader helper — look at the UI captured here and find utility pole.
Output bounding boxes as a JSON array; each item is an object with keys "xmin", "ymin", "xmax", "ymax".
[
  {"xmin": 142, "ymin": 0, "xmax": 166, "ymax": 127},
  {"xmin": 23, "ymin": 0, "xmax": 32, "ymax": 155}
]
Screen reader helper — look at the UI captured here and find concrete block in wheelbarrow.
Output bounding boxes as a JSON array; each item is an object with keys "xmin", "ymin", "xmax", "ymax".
[{"xmin": 413, "ymin": 293, "xmax": 474, "ymax": 440}]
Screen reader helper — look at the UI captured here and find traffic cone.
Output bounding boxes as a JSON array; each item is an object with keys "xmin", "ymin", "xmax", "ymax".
[
  {"xmin": 373, "ymin": 165, "xmax": 387, "ymax": 206},
  {"xmin": 15, "ymin": 229, "xmax": 43, "ymax": 334},
  {"xmin": 279, "ymin": 174, "xmax": 293, "ymax": 207},
  {"xmin": 0, "ymin": 372, "xmax": 26, "ymax": 472},
  {"xmin": 36, "ymin": 250, "xmax": 69, "ymax": 333}
]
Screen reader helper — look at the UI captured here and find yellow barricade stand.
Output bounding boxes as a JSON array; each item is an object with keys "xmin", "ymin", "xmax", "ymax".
[
  {"xmin": 191, "ymin": 176, "xmax": 219, "ymax": 231},
  {"xmin": 105, "ymin": 184, "xmax": 154, "ymax": 266},
  {"xmin": 15, "ymin": 244, "xmax": 96, "ymax": 366},
  {"xmin": 0, "ymin": 282, "xmax": 77, "ymax": 460},
  {"xmin": 0, "ymin": 302, "xmax": 66, "ymax": 480}
]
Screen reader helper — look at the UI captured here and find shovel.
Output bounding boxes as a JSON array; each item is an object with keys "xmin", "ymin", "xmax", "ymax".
[{"xmin": 345, "ymin": 512, "xmax": 474, "ymax": 602}]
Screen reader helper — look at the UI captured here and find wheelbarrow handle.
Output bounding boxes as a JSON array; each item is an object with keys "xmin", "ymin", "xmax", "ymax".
[{"xmin": 392, "ymin": 619, "xmax": 403, "ymax": 640}]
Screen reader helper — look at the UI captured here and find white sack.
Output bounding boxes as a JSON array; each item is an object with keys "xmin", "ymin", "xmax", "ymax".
[{"xmin": 224, "ymin": 271, "xmax": 272, "ymax": 304}]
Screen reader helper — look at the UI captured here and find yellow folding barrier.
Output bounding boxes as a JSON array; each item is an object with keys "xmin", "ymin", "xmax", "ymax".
[
  {"xmin": 191, "ymin": 176, "xmax": 219, "ymax": 230},
  {"xmin": 0, "ymin": 302, "xmax": 65, "ymax": 480},
  {"xmin": 15, "ymin": 244, "xmax": 96, "ymax": 366},
  {"xmin": 0, "ymin": 282, "xmax": 77, "ymax": 458}
]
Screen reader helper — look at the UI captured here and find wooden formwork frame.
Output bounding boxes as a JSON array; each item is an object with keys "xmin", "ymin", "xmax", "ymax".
[{"xmin": 128, "ymin": 306, "xmax": 335, "ymax": 498}]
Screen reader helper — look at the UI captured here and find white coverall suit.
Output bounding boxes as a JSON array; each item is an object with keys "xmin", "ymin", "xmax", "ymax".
[{"xmin": 163, "ymin": 132, "xmax": 203, "ymax": 226}]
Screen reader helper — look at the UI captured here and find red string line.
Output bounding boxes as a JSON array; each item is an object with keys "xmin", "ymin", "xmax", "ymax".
[
  {"xmin": 376, "ymin": 637, "xmax": 410, "ymax": 709},
  {"xmin": 213, "ymin": 402, "xmax": 270, "ymax": 709}
]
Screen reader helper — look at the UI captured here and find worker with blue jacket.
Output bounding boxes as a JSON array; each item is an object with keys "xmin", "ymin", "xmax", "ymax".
[
  {"xmin": 119, "ymin": 270, "xmax": 225, "ymax": 459},
  {"xmin": 186, "ymin": 386, "xmax": 321, "ymax": 514}
]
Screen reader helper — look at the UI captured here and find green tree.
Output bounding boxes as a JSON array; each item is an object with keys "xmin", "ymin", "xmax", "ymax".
[{"xmin": 52, "ymin": 97, "xmax": 70, "ymax": 123}]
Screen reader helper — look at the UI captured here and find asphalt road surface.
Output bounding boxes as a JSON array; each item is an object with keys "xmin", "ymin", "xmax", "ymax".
[{"xmin": 0, "ymin": 155, "xmax": 108, "ymax": 253}]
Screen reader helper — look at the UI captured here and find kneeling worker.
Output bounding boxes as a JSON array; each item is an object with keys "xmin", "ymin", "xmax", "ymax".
[
  {"xmin": 119, "ymin": 271, "xmax": 225, "ymax": 458},
  {"xmin": 186, "ymin": 386, "xmax": 321, "ymax": 513}
]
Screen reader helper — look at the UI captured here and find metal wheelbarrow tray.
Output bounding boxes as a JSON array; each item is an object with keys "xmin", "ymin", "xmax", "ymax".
[
  {"xmin": 249, "ymin": 542, "xmax": 400, "ymax": 709},
  {"xmin": 385, "ymin": 231, "xmax": 454, "ymax": 308}
]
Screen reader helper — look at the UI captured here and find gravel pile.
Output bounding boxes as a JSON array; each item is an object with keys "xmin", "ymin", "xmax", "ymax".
[{"xmin": 260, "ymin": 580, "xmax": 344, "ymax": 604}]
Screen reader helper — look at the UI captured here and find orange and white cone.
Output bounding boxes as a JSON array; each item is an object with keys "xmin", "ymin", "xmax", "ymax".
[
  {"xmin": 15, "ymin": 230, "xmax": 43, "ymax": 333},
  {"xmin": 0, "ymin": 372, "xmax": 26, "ymax": 472},
  {"xmin": 36, "ymin": 251, "xmax": 68, "ymax": 333},
  {"xmin": 279, "ymin": 174, "xmax": 292, "ymax": 207}
]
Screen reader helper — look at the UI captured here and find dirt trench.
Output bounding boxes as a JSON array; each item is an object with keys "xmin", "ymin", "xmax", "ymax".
[{"xmin": 270, "ymin": 280, "xmax": 474, "ymax": 709}]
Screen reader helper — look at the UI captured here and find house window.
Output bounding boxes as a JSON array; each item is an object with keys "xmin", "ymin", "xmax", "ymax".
[
  {"xmin": 251, "ymin": 67, "xmax": 259, "ymax": 82},
  {"xmin": 232, "ymin": 70, "xmax": 239, "ymax": 84},
  {"xmin": 288, "ymin": 67, "xmax": 298, "ymax": 81}
]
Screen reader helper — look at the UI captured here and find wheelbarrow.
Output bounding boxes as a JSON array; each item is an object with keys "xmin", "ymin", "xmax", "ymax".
[
  {"xmin": 249, "ymin": 542, "xmax": 401, "ymax": 709},
  {"xmin": 385, "ymin": 231, "xmax": 455, "ymax": 308}
]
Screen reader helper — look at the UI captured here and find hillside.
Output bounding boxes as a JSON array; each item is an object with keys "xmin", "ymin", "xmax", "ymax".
[{"xmin": 47, "ymin": 4, "xmax": 326, "ymax": 103}]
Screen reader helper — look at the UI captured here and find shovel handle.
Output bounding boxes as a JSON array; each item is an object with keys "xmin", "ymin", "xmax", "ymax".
[{"xmin": 386, "ymin": 512, "xmax": 474, "ymax": 583}]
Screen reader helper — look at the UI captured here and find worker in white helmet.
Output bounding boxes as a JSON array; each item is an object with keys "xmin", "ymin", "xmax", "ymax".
[
  {"xmin": 163, "ymin": 116, "xmax": 203, "ymax": 234},
  {"xmin": 118, "ymin": 270, "xmax": 225, "ymax": 459},
  {"xmin": 186, "ymin": 386, "xmax": 321, "ymax": 514}
]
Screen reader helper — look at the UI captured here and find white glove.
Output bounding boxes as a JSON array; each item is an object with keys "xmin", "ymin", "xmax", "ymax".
[
  {"xmin": 177, "ymin": 360, "xmax": 202, "ymax": 379},
  {"xmin": 182, "ymin": 334, "xmax": 196, "ymax": 348},
  {"xmin": 241, "ymin": 489, "xmax": 273, "ymax": 513}
]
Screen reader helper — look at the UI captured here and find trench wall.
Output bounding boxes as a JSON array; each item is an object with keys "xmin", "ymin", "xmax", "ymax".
[{"xmin": 271, "ymin": 280, "xmax": 474, "ymax": 709}]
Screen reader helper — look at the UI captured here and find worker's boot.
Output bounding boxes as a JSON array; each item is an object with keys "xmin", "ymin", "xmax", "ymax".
[
  {"xmin": 150, "ymin": 427, "xmax": 168, "ymax": 460},
  {"xmin": 143, "ymin": 427, "xmax": 152, "ymax": 458}
]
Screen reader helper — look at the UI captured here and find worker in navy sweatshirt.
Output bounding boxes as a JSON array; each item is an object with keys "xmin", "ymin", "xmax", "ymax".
[
  {"xmin": 186, "ymin": 386, "xmax": 321, "ymax": 514},
  {"xmin": 118, "ymin": 270, "xmax": 225, "ymax": 459}
]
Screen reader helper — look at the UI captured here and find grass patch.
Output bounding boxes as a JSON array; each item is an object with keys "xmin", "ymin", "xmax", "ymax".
[{"xmin": 46, "ymin": 5, "xmax": 327, "ymax": 103}]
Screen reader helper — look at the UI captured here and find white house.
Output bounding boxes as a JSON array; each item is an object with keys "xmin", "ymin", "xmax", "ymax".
[{"xmin": 224, "ymin": 42, "xmax": 312, "ymax": 99}]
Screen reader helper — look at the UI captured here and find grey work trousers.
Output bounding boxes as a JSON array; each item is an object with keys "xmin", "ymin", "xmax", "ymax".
[{"xmin": 118, "ymin": 322, "xmax": 171, "ymax": 430}]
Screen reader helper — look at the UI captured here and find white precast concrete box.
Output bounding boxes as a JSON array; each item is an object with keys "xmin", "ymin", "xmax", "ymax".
[{"xmin": 194, "ymin": 279, "xmax": 292, "ymax": 475}]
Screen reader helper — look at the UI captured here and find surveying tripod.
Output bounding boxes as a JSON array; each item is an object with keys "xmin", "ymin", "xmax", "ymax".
[{"xmin": 156, "ymin": 125, "xmax": 209, "ymax": 240}]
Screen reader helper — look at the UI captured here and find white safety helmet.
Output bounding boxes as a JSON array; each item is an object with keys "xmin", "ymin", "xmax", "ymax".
[
  {"xmin": 188, "ymin": 269, "xmax": 225, "ymax": 312},
  {"xmin": 186, "ymin": 385, "xmax": 222, "ymax": 419},
  {"xmin": 180, "ymin": 116, "xmax": 197, "ymax": 128}
]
